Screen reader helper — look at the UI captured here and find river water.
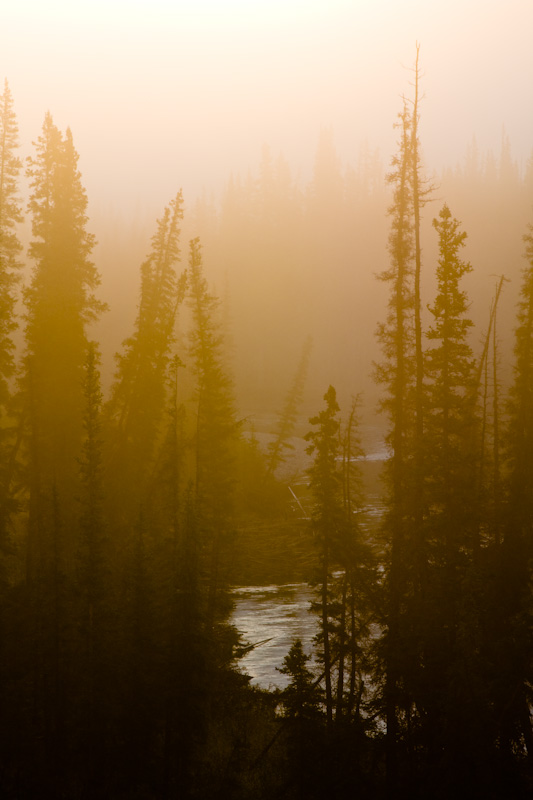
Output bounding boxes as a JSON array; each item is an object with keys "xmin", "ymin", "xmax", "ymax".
[
  {"xmin": 232, "ymin": 421, "xmax": 386, "ymax": 690},
  {"xmin": 230, "ymin": 583, "xmax": 317, "ymax": 689}
]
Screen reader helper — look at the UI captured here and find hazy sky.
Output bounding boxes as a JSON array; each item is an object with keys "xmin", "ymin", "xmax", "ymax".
[{"xmin": 3, "ymin": 0, "xmax": 533, "ymax": 212}]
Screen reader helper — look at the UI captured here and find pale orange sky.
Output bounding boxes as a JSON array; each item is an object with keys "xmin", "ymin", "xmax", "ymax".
[{"xmin": 2, "ymin": 0, "xmax": 533, "ymax": 212}]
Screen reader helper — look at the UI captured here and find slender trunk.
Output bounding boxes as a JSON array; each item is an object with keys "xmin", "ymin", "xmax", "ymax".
[
  {"xmin": 386, "ymin": 116, "xmax": 411, "ymax": 795},
  {"xmin": 348, "ymin": 575, "xmax": 357, "ymax": 716},
  {"xmin": 411, "ymin": 45, "xmax": 427, "ymax": 614},
  {"xmin": 51, "ymin": 486, "xmax": 65, "ymax": 783},
  {"xmin": 322, "ymin": 549, "xmax": 332, "ymax": 726},
  {"xmin": 335, "ymin": 572, "xmax": 348, "ymax": 722},
  {"xmin": 164, "ymin": 362, "xmax": 181, "ymax": 795},
  {"xmin": 492, "ymin": 290, "xmax": 501, "ymax": 547},
  {"xmin": 412, "ymin": 42, "xmax": 424, "ymax": 472},
  {"xmin": 473, "ymin": 298, "xmax": 496, "ymax": 557}
]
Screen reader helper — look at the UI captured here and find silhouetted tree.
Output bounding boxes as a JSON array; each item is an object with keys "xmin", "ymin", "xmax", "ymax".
[
  {"xmin": 188, "ymin": 236, "xmax": 237, "ymax": 628},
  {"xmin": 421, "ymin": 204, "xmax": 481, "ymax": 781},
  {"xmin": 494, "ymin": 222, "xmax": 533, "ymax": 782},
  {"xmin": 305, "ymin": 385, "xmax": 343, "ymax": 727},
  {"xmin": 278, "ymin": 639, "xmax": 323, "ymax": 800},
  {"xmin": 106, "ymin": 193, "xmax": 186, "ymax": 517},
  {"xmin": 425, "ymin": 205, "xmax": 476, "ymax": 551},
  {"xmin": 337, "ymin": 397, "xmax": 374, "ymax": 726},
  {"xmin": 0, "ymin": 79, "xmax": 22, "ymax": 415},
  {"xmin": 376, "ymin": 99, "xmax": 415, "ymax": 790},
  {"xmin": 0, "ymin": 79, "xmax": 23, "ymax": 552},
  {"xmin": 15, "ymin": 115, "xmax": 106, "ymax": 794},
  {"xmin": 77, "ymin": 341, "xmax": 110, "ymax": 788},
  {"xmin": 508, "ymin": 225, "xmax": 533, "ymax": 537},
  {"xmin": 24, "ymin": 114, "xmax": 104, "ymax": 572}
]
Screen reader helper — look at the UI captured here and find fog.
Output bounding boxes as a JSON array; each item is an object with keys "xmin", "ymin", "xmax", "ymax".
[
  {"xmin": 5, "ymin": 1, "xmax": 532, "ymax": 205},
  {"xmin": 3, "ymin": 5, "xmax": 533, "ymax": 794},
  {"xmin": 4, "ymin": 0, "xmax": 533, "ymax": 414}
]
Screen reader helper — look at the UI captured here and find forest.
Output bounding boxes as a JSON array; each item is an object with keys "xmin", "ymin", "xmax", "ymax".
[{"xmin": 0, "ymin": 48, "xmax": 533, "ymax": 800}]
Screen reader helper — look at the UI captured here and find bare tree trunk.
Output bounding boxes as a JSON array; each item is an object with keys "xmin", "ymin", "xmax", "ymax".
[
  {"xmin": 322, "ymin": 551, "xmax": 333, "ymax": 727},
  {"xmin": 335, "ymin": 572, "xmax": 348, "ymax": 722}
]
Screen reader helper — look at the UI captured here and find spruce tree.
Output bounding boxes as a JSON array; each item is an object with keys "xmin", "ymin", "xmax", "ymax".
[
  {"xmin": 0, "ymin": 79, "xmax": 23, "ymax": 414},
  {"xmin": 79, "ymin": 342, "xmax": 105, "ymax": 612},
  {"xmin": 337, "ymin": 397, "xmax": 373, "ymax": 725},
  {"xmin": 0, "ymin": 79, "xmax": 23, "ymax": 547},
  {"xmin": 304, "ymin": 385, "xmax": 343, "ymax": 727},
  {"xmin": 375, "ymin": 101, "xmax": 416, "ymax": 787},
  {"xmin": 78, "ymin": 341, "xmax": 110, "ymax": 787},
  {"xmin": 187, "ymin": 236, "xmax": 237, "ymax": 628},
  {"xmin": 106, "ymin": 193, "xmax": 186, "ymax": 511},
  {"xmin": 376, "ymin": 55, "xmax": 433, "ymax": 785},
  {"xmin": 18, "ymin": 115, "xmax": 104, "ymax": 792},
  {"xmin": 408, "ymin": 44, "xmax": 433, "ymax": 611},
  {"xmin": 425, "ymin": 204, "xmax": 476, "ymax": 553},
  {"xmin": 508, "ymin": 224, "xmax": 533, "ymax": 537},
  {"xmin": 186, "ymin": 238, "xmax": 246, "ymax": 790},
  {"xmin": 409, "ymin": 45, "xmax": 432, "ymax": 490},
  {"xmin": 24, "ymin": 114, "xmax": 104, "ymax": 535},
  {"xmin": 278, "ymin": 638, "xmax": 323, "ymax": 799},
  {"xmin": 422, "ymin": 205, "xmax": 480, "ymax": 778},
  {"xmin": 495, "ymin": 222, "xmax": 533, "ymax": 775}
]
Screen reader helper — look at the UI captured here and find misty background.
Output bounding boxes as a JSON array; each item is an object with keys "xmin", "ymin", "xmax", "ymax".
[{"xmin": 3, "ymin": 0, "xmax": 533, "ymax": 420}]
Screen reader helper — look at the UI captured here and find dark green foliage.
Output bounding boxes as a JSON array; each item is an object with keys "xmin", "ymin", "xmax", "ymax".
[
  {"xmin": 76, "ymin": 342, "xmax": 114, "ymax": 791},
  {"xmin": 0, "ymin": 79, "xmax": 23, "ymax": 551},
  {"xmin": 304, "ymin": 387, "xmax": 376, "ymax": 742},
  {"xmin": 376, "ymin": 100, "xmax": 418, "ymax": 792},
  {"xmin": 492, "ymin": 219, "xmax": 533, "ymax": 791},
  {"xmin": 278, "ymin": 639, "xmax": 321, "ymax": 722},
  {"xmin": 305, "ymin": 385, "xmax": 342, "ymax": 724},
  {"xmin": 410, "ymin": 205, "xmax": 483, "ymax": 787},
  {"xmin": 24, "ymin": 114, "xmax": 104, "ymax": 523},
  {"xmin": 79, "ymin": 342, "xmax": 106, "ymax": 604},
  {"xmin": 425, "ymin": 204, "xmax": 477, "ymax": 549},
  {"xmin": 0, "ymin": 79, "xmax": 22, "ymax": 411},
  {"xmin": 277, "ymin": 639, "xmax": 326, "ymax": 800},
  {"xmin": 109, "ymin": 193, "xmax": 185, "ymax": 439},
  {"xmin": 106, "ymin": 194, "xmax": 186, "ymax": 517},
  {"xmin": 187, "ymin": 236, "xmax": 238, "ymax": 626},
  {"xmin": 507, "ymin": 223, "xmax": 533, "ymax": 534}
]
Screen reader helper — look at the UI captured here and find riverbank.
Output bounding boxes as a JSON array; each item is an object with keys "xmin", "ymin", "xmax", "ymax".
[{"xmin": 229, "ymin": 452, "xmax": 386, "ymax": 587}]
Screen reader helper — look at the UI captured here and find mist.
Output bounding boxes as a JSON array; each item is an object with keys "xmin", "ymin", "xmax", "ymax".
[
  {"xmin": 4, "ymin": 0, "xmax": 533, "ymax": 207},
  {"xmin": 1, "ymin": 2, "xmax": 533, "ymax": 797},
  {"xmin": 5, "ymin": 0, "xmax": 533, "ymax": 416}
]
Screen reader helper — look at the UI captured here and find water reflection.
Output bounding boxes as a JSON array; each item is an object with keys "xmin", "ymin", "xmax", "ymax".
[{"xmin": 231, "ymin": 583, "xmax": 317, "ymax": 689}]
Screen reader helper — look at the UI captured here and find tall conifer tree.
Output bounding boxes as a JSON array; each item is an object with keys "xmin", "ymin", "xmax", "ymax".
[
  {"xmin": 18, "ymin": 117, "xmax": 104, "ymax": 790},
  {"xmin": 187, "ymin": 237, "xmax": 237, "ymax": 628},
  {"xmin": 497, "ymin": 222, "xmax": 533, "ymax": 769},
  {"xmin": 0, "ymin": 79, "xmax": 22, "ymax": 414},
  {"xmin": 24, "ymin": 114, "xmax": 104, "ymax": 571},
  {"xmin": 304, "ymin": 385, "xmax": 343, "ymax": 726},
  {"xmin": 507, "ymin": 226, "xmax": 533, "ymax": 535},
  {"xmin": 106, "ymin": 193, "xmax": 186, "ymax": 516},
  {"xmin": 0, "ymin": 79, "xmax": 23, "ymax": 546},
  {"xmin": 421, "ymin": 205, "xmax": 480, "ymax": 776},
  {"xmin": 77, "ymin": 341, "xmax": 111, "ymax": 789},
  {"xmin": 425, "ymin": 205, "xmax": 476, "ymax": 552},
  {"xmin": 376, "ymin": 101, "xmax": 415, "ymax": 787}
]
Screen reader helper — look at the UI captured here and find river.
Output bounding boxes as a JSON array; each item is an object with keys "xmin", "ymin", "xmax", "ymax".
[
  {"xmin": 232, "ymin": 421, "xmax": 386, "ymax": 690},
  {"xmin": 230, "ymin": 583, "xmax": 317, "ymax": 689}
]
